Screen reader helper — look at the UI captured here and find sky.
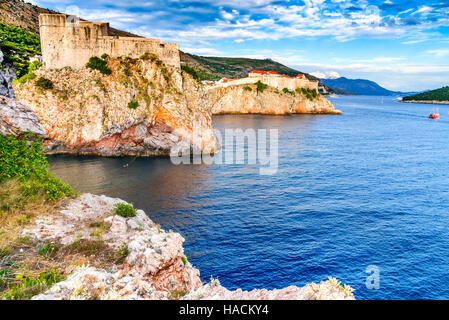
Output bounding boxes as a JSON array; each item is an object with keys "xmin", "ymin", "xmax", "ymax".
[{"xmin": 30, "ymin": 0, "xmax": 449, "ymax": 92}]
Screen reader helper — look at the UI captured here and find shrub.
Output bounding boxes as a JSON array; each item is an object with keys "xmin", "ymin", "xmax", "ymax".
[
  {"xmin": 256, "ymin": 81, "xmax": 268, "ymax": 93},
  {"xmin": 181, "ymin": 65, "xmax": 200, "ymax": 81},
  {"xmin": 282, "ymin": 88, "xmax": 295, "ymax": 95},
  {"xmin": 35, "ymin": 77, "xmax": 53, "ymax": 90},
  {"xmin": 243, "ymin": 86, "xmax": 252, "ymax": 92},
  {"xmin": 127, "ymin": 100, "xmax": 139, "ymax": 110},
  {"xmin": 115, "ymin": 203, "xmax": 137, "ymax": 218},
  {"xmin": 0, "ymin": 134, "xmax": 75, "ymax": 203},
  {"xmin": 86, "ymin": 56, "xmax": 112, "ymax": 75},
  {"xmin": 28, "ymin": 60, "xmax": 42, "ymax": 73},
  {"xmin": 15, "ymin": 72, "xmax": 36, "ymax": 84},
  {"xmin": 140, "ymin": 52, "xmax": 159, "ymax": 62},
  {"xmin": 100, "ymin": 53, "xmax": 109, "ymax": 60}
]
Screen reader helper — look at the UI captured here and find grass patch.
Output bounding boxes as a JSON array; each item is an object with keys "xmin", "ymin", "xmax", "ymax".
[
  {"xmin": 115, "ymin": 203, "xmax": 137, "ymax": 218},
  {"xmin": 38, "ymin": 243, "xmax": 59, "ymax": 259},
  {"xmin": 1, "ymin": 270, "xmax": 63, "ymax": 300},
  {"xmin": 116, "ymin": 243, "xmax": 129, "ymax": 264}
]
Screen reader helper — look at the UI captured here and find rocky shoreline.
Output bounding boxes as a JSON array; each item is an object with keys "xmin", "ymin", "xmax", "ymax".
[{"xmin": 27, "ymin": 194, "xmax": 355, "ymax": 300}]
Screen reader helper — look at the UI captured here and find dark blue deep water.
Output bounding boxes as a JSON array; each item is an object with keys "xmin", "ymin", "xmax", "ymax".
[{"xmin": 48, "ymin": 96, "xmax": 449, "ymax": 300}]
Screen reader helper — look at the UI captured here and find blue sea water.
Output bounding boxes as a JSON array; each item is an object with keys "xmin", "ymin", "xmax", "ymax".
[{"xmin": 48, "ymin": 96, "xmax": 449, "ymax": 300}]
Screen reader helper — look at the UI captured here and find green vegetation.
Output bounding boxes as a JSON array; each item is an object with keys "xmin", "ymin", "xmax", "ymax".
[
  {"xmin": 35, "ymin": 77, "xmax": 53, "ymax": 90},
  {"xmin": 127, "ymin": 100, "xmax": 139, "ymax": 110},
  {"xmin": 0, "ymin": 134, "xmax": 74, "ymax": 299},
  {"xmin": 0, "ymin": 134, "xmax": 75, "ymax": 203},
  {"xmin": 297, "ymin": 88, "xmax": 319, "ymax": 100},
  {"xmin": 180, "ymin": 52, "xmax": 316, "ymax": 81},
  {"xmin": 282, "ymin": 88, "xmax": 295, "ymax": 95},
  {"xmin": 114, "ymin": 203, "xmax": 137, "ymax": 218},
  {"xmin": 116, "ymin": 243, "xmax": 129, "ymax": 264},
  {"xmin": 86, "ymin": 56, "xmax": 112, "ymax": 75},
  {"xmin": 38, "ymin": 243, "xmax": 59, "ymax": 258},
  {"xmin": 1, "ymin": 270, "xmax": 63, "ymax": 300},
  {"xmin": 15, "ymin": 72, "xmax": 36, "ymax": 84},
  {"xmin": 0, "ymin": 22, "xmax": 41, "ymax": 78},
  {"xmin": 140, "ymin": 52, "xmax": 160, "ymax": 62},
  {"xmin": 402, "ymin": 86, "xmax": 449, "ymax": 102},
  {"xmin": 256, "ymin": 81, "xmax": 268, "ymax": 93},
  {"xmin": 243, "ymin": 86, "xmax": 252, "ymax": 92},
  {"xmin": 181, "ymin": 65, "xmax": 220, "ymax": 82},
  {"xmin": 170, "ymin": 289, "xmax": 186, "ymax": 300},
  {"xmin": 181, "ymin": 255, "xmax": 188, "ymax": 266}
]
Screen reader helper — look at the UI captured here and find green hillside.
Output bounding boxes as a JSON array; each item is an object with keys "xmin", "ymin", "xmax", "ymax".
[
  {"xmin": 0, "ymin": 22, "xmax": 41, "ymax": 77},
  {"xmin": 180, "ymin": 52, "xmax": 319, "ymax": 81},
  {"xmin": 403, "ymin": 86, "xmax": 449, "ymax": 102}
]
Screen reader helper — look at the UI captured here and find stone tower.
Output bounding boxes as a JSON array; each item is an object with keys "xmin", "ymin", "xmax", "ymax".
[{"xmin": 39, "ymin": 14, "xmax": 180, "ymax": 70}]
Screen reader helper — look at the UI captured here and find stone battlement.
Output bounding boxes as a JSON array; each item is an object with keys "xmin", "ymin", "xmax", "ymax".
[
  {"xmin": 39, "ymin": 14, "xmax": 180, "ymax": 70},
  {"xmin": 208, "ymin": 70, "xmax": 319, "ymax": 92}
]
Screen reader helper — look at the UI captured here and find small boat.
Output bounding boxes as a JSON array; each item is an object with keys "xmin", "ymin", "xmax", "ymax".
[{"xmin": 429, "ymin": 107, "xmax": 440, "ymax": 119}]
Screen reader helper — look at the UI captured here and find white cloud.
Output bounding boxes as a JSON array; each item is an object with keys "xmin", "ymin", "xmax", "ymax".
[
  {"xmin": 181, "ymin": 47, "xmax": 223, "ymax": 56},
  {"xmin": 310, "ymin": 71, "xmax": 340, "ymax": 79},
  {"xmin": 427, "ymin": 49, "xmax": 449, "ymax": 57}
]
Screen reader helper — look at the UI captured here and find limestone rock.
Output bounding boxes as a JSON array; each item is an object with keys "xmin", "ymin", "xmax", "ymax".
[
  {"xmin": 14, "ymin": 56, "xmax": 219, "ymax": 156},
  {"xmin": 0, "ymin": 49, "xmax": 16, "ymax": 99},
  {"xmin": 26, "ymin": 194, "xmax": 355, "ymax": 301},
  {"xmin": 0, "ymin": 95, "xmax": 46, "ymax": 137},
  {"xmin": 208, "ymin": 85, "xmax": 342, "ymax": 115}
]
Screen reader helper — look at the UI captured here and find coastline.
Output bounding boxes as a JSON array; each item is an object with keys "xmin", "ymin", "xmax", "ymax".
[
  {"xmin": 26, "ymin": 193, "xmax": 355, "ymax": 300},
  {"xmin": 401, "ymin": 100, "xmax": 449, "ymax": 105}
]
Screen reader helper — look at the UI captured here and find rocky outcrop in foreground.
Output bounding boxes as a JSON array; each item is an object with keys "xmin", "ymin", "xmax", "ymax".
[
  {"xmin": 25, "ymin": 194, "xmax": 355, "ymax": 300},
  {"xmin": 14, "ymin": 56, "xmax": 219, "ymax": 156},
  {"xmin": 208, "ymin": 84, "xmax": 342, "ymax": 115}
]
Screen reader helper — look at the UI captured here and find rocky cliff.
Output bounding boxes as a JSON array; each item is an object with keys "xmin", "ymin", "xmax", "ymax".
[
  {"xmin": 13, "ymin": 55, "xmax": 219, "ymax": 156},
  {"xmin": 208, "ymin": 84, "xmax": 342, "ymax": 115},
  {"xmin": 26, "ymin": 194, "xmax": 355, "ymax": 300},
  {"xmin": 0, "ymin": 49, "xmax": 16, "ymax": 99},
  {"xmin": 0, "ymin": 49, "xmax": 45, "ymax": 138}
]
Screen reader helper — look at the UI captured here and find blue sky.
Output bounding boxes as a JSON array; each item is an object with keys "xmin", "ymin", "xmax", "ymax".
[{"xmin": 31, "ymin": 0, "xmax": 449, "ymax": 91}]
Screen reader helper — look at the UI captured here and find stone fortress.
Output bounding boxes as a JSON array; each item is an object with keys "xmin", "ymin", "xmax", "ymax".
[
  {"xmin": 208, "ymin": 70, "xmax": 319, "ymax": 92},
  {"xmin": 38, "ymin": 14, "xmax": 180, "ymax": 70}
]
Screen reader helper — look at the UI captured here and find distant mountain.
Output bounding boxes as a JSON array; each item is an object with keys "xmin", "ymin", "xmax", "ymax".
[
  {"xmin": 402, "ymin": 86, "xmax": 449, "ymax": 103},
  {"xmin": 321, "ymin": 77, "xmax": 411, "ymax": 96}
]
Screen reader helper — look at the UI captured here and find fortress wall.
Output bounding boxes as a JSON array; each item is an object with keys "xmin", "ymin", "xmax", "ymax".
[
  {"xmin": 209, "ymin": 75, "xmax": 319, "ymax": 92},
  {"xmin": 39, "ymin": 14, "xmax": 180, "ymax": 70}
]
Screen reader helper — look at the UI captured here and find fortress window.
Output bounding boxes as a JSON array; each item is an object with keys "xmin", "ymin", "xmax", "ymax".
[{"xmin": 159, "ymin": 44, "xmax": 165, "ymax": 48}]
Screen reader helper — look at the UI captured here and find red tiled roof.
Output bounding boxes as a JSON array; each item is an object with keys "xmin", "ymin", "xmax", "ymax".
[{"xmin": 250, "ymin": 70, "xmax": 279, "ymax": 75}]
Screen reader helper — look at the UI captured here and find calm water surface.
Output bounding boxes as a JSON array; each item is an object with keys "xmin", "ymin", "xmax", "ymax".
[{"xmin": 48, "ymin": 96, "xmax": 449, "ymax": 300}]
